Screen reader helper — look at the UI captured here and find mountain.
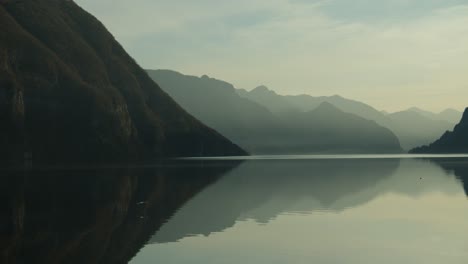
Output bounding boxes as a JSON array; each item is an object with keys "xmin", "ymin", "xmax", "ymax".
[
  {"xmin": 406, "ymin": 107, "xmax": 462, "ymax": 123},
  {"xmin": 0, "ymin": 0, "xmax": 245, "ymax": 163},
  {"xmin": 411, "ymin": 108, "xmax": 468, "ymax": 153},
  {"xmin": 238, "ymin": 86, "xmax": 298, "ymax": 113},
  {"xmin": 438, "ymin": 108, "xmax": 464, "ymax": 124},
  {"xmin": 146, "ymin": 70, "xmax": 283, "ymax": 153},
  {"xmin": 275, "ymin": 102, "xmax": 402, "ymax": 154},
  {"xmin": 148, "ymin": 70, "xmax": 402, "ymax": 154},
  {"xmin": 238, "ymin": 86, "xmax": 387, "ymax": 123},
  {"xmin": 237, "ymin": 86, "xmax": 457, "ymax": 150},
  {"xmin": 406, "ymin": 107, "xmax": 438, "ymax": 120},
  {"xmin": 387, "ymin": 110, "xmax": 456, "ymax": 150}
]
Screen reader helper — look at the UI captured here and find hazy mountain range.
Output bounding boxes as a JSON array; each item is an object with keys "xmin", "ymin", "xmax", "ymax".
[
  {"xmin": 148, "ymin": 69, "xmax": 462, "ymax": 153},
  {"xmin": 0, "ymin": 0, "xmax": 245, "ymax": 163},
  {"xmin": 148, "ymin": 70, "xmax": 402, "ymax": 154},
  {"xmin": 238, "ymin": 85, "xmax": 460, "ymax": 150}
]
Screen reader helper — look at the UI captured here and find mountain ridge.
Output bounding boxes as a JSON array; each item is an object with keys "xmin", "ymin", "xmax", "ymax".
[
  {"xmin": 0, "ymin": 0, "xmax": 246, "ymax": 163},
  {"xmin": 148, "ymin": 69, "xmax": 403, "ymax": 154},
  {"xmin": 411, "ymin": 108, "xmax": 468, "ymax": 154}
]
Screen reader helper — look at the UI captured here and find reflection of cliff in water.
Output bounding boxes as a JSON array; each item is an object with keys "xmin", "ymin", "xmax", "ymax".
[
  {"xmin": 430, "ymin": 158, "xmax": 468, "ymax": 195},
  {"xmin": 0, "ymin": 161, "xmax": 238, "ymax": 264},
  {"xmin": 151, "ymin": 159, "xmax": 403, "ymax": 244}
]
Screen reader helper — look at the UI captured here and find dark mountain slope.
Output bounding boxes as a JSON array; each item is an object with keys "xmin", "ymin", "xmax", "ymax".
[
  {"xmin": 411, "ymin": 108, "xmax": 468, "ymax": 153},
  {"xmin": 0, "ymin": 0, "xmax": 245, "ymax": 163}
]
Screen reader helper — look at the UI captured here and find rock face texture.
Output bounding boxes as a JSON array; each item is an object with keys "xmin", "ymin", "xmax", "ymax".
[
  {"xmin": 411, "ymin": 108, "xmax": 468, "ymax": 153},
  {"xmin": 0, "ymin": 0, "xmax": 245, "ymax": 163}
]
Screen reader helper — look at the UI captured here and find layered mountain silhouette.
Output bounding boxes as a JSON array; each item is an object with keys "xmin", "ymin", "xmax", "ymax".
[
  {"xmin": 276, "ymin": 102, "xmax": 401, "ymax": 153},
  {"xmin": 238, "ymin": 86, "xmax": 459, "ymax": 150},
  {"xmin": 0, "ymin": 0, "xmax": 245, "ymax": 163},
  {"xmin": 406, "ymin": 107, "xmax": 462, "ymax": 124},
  {"xmin": 239, "ymin": 86, "xmax": 386, "ymax": 122},
  {"xmin": 411, "ymin": 108, "xmax": 468, "ymax": 153},
  {"xmin": 148, "ymin": 70, "xmax": 402, "ymax": 154}
]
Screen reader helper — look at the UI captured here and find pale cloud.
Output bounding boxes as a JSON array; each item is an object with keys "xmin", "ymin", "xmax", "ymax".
[{"xmin": 76, "ymin": 0, "xmax": 468, "ymax": 112}]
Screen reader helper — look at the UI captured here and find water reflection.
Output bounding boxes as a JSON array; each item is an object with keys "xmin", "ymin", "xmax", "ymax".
[
  {"xmin": 0, "ymin": 161, "xmax": 239, "ymax": 264},
  {"xmin": 431, "ymin": 158, "xmax": 468, "ymax": 195},
  {"xmin": 150, "ymin": 158, "xmax": 467, "ymax": 244},
  {"xmin": 1, "ymin": 157, "xmax": 467, "ymax": 264}
]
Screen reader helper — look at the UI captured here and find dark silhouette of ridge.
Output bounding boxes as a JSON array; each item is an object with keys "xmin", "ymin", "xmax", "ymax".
[
  {"xmin": 0, "ymin": 0, "xmax": 246, "ymax": 164},
  {"xmin": 411, "ymin": 108, "xmax": 468, "ymax": 153}
]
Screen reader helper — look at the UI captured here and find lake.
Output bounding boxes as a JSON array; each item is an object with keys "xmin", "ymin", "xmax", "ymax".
[
  {"xmin": 131, "ymin": 155, "xmax": 468, "ymax": 264},
  {"xmin": 1, "ymin": 155, "xmax": 468, "ymax": 263}
]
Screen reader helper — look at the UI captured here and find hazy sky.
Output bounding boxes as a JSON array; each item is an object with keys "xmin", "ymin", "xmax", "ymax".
[{"xmin": 75, "ymin": 0, "xmax": 468, "ymax": 112}]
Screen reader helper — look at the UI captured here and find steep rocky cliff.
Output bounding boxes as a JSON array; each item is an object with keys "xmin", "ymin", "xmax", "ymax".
[{"xmin": 0, "ymin": 0, "xmax": 245, "ymax": 163}]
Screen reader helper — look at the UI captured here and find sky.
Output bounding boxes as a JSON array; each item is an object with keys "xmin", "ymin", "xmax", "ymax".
[{"xmin": 75, "ymin": 0, "xmax": 468, "ymax": 112}]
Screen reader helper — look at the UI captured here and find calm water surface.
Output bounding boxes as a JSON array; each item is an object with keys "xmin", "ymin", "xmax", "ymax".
[
  {"xmin": 2, "ymin": 155, "xmax": 468, "ymax": 263},
  {"xmin": 131, "ymin": 156, "xmax": 468, "ymax": 264}
]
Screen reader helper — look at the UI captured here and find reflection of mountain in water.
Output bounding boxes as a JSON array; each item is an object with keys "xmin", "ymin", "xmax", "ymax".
[
  {"xmin": 151, "ymin": 159, "xmax": 399, "ymax": 243},
  {"xmin": 0, "ymin": 161, "xmax": 238, "ymax": 264},
  {"xmin": 430, "ymin": 158, "xmax": 468, "ymax": 195},
  {"xmin": 151, "ymin": 158, "xmax": 467, "ymax": 244}
]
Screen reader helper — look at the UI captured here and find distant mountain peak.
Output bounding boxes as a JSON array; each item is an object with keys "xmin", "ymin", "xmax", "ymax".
[
  {"xmin": 440, "ymin": 108, "xmax": 460, "ymax": 114},
  {"xmin": 312, "ymin": 101, "xmax": 342, "ymax": 113},
  {"xmin": 251, "ymin": 85, "xmax": 276, "ymax": 95},
  {"xmin": 406, "ymin": 107, "xmax": 434, "ymax": 116},
  {"xmin": 408, "ymin": 107, "xmax": 424, "ymax": 111}
]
